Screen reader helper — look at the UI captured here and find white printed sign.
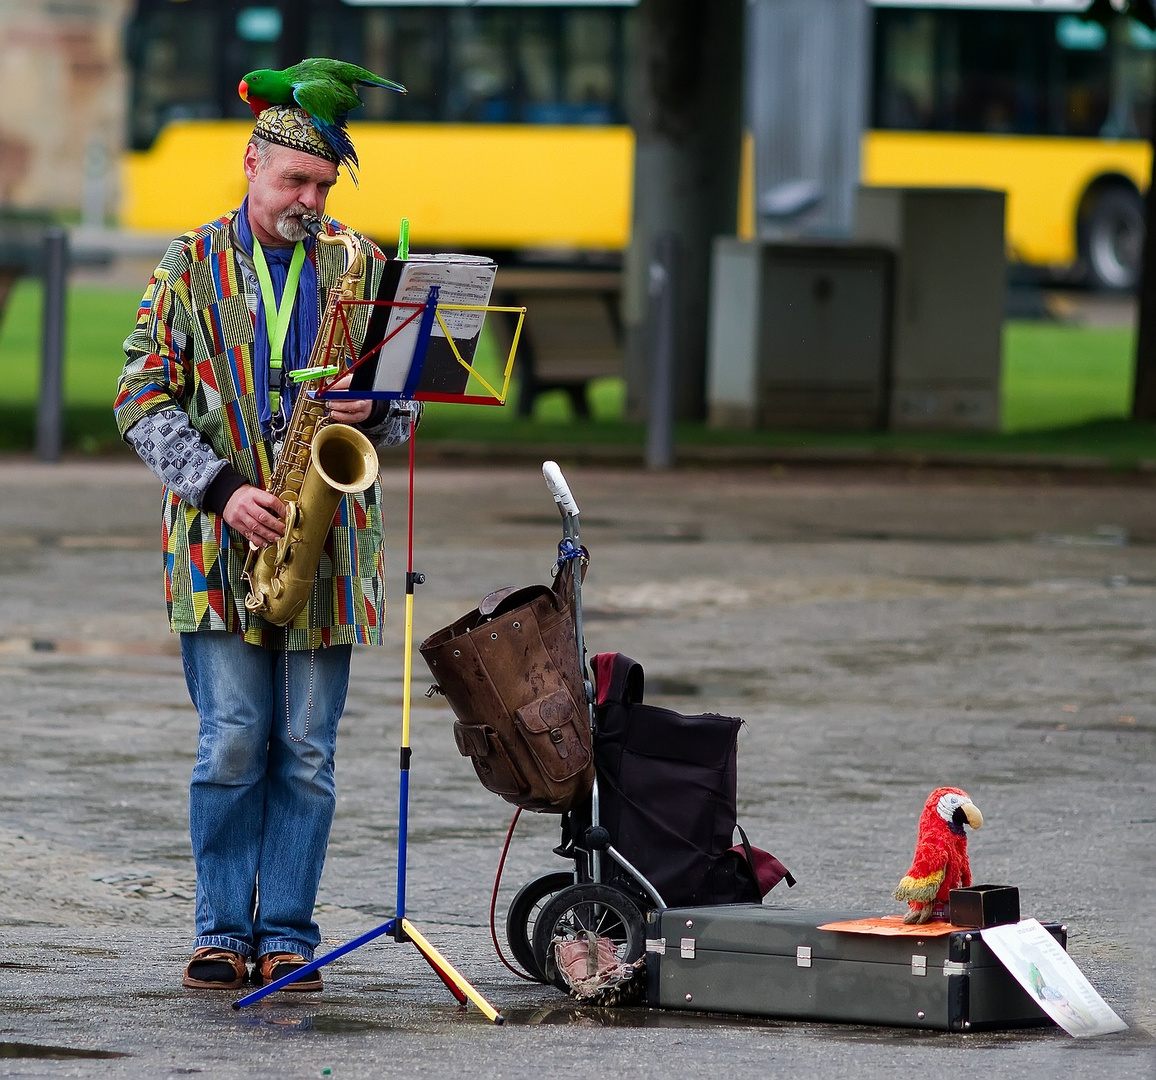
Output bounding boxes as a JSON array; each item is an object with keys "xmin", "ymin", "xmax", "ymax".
[{"xmin": 981, "ymin": 919, "xmax": 1128, "ymax": 1038}]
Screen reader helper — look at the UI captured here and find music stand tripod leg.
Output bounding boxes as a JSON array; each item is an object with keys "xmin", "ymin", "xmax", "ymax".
[
  {"xmin": 402, "ymin": 919, "xmax": 502, "ymax": 1023},
  {"xmin": 233, "ymin": 919, "xmax": 398, "ymax": 1008},
  {"xmin": 411, "ymin": 936, "xmax": 469, "ymax": 1004}
]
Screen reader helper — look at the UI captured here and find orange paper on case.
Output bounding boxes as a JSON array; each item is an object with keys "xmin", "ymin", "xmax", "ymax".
[{"xmin": 818, "ymin": 916, "xmax": 962, "ymax": 937}]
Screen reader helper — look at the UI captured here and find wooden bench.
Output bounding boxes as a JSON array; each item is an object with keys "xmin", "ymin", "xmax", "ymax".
[{"xmin": 492, "ymin": 267, "xmax": 623, "ymax": 417}]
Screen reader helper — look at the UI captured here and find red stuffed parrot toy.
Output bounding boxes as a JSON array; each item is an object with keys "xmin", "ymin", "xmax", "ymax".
[{"xmin": 894, "ymin": 787, "xmax": 983, "ymax": 924}]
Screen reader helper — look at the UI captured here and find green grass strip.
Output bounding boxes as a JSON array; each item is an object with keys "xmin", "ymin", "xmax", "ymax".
[{"xmin": 1, "ymin": 278, "xmax": 1153, "ymax": 463}]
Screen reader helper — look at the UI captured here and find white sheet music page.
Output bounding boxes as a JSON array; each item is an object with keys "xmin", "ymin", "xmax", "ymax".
[{"xmin": 370, "ymin": 255, "xmax": 497, "ymax": 394}]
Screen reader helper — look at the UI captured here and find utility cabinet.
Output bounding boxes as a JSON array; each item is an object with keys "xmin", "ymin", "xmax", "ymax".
[
  {"xmin": 855, "ymin": 187, "xmax": 1005, "ymax": 432},
  {"xmin": 706, "ymin": 188, "xmax": 1005, "ymax": 432},
  {"xmin": 707, "ymin": 237, "xmax": 893, "ymax": 430}
]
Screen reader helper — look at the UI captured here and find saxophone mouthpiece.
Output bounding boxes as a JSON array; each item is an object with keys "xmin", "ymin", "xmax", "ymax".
[{"xmin": 301, "ymin": 214, "xmax": 324, "ymax": 238}]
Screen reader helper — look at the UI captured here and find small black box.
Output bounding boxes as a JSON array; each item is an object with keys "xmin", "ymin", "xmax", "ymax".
[{"xmin": 949, "ymin": 884, "xmax": 1020, "ymax": 928}]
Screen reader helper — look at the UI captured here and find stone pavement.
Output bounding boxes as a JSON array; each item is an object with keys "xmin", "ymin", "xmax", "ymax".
[{"xmin": 0, "ymin": 457, "xmax": 1153, "ymax": 1078}]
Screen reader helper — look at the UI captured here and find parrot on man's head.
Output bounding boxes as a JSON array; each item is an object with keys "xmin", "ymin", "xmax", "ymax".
[
  {"xmin": 893, "ymin": 786, "xmax": 983, "ymax": 924},
  {"xmin": 239, "ymin": 58, "xmax": 406, "ymax": 173}
]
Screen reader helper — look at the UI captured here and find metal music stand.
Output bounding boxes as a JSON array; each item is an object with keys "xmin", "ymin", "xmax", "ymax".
[{"xmin": 233, "ymin": 283, "xmax": 525, "ymax": 1020}]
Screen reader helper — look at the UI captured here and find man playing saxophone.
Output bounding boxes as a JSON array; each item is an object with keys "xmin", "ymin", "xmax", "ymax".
[{"xmin": 114, "ymin": 92, "xmax": 417, "ymax": 991}]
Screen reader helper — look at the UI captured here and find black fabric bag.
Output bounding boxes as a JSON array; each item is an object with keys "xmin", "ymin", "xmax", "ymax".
[{"xmin": 573, "ymin": 653, "xmax": 793, "ymax": 908}]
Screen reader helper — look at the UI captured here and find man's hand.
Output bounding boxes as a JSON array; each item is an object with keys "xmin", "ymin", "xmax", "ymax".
[
  {"xmin": 223, "ymin": 485, "xmax": 287, "ymax": 546},
  {"xmin": 324, "ymin": 371, "xmax": 372, "ymax": 425}
]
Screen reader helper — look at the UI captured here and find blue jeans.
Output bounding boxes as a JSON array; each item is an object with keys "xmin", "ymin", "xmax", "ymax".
[{"xmin": 180, "ymin": 632, "xmax": 351, "ymax": 961}]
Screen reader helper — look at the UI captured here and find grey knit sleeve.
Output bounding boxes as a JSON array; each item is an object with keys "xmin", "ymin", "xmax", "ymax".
[{"xmin": 124, "ymin": 409, "xmax": 229, "ymax": 509}]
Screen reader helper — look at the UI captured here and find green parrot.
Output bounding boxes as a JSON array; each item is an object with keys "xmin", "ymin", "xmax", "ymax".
[
  {"xmin": 1028, "ymin": 962, "xmax": 1047, "ymax": 1000},
  {"xmin": 239, "ymin": 58, "xmax": 406, "ymax": 172}
]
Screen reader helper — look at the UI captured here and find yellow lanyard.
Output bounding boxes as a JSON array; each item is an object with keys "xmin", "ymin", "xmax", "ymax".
[{"xmin": 252, "ymin": 238, "xmax": 305, "ymax": 415}]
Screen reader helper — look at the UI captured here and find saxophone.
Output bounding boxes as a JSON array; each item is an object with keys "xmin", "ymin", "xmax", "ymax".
[{"xmin": 242, "ymin": 216, "xmax": 380, "ymax": 627}]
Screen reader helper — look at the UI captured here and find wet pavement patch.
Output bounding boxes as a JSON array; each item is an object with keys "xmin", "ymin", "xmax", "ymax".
[
  {"xmin": 49, "ymin": 945, "xmax": 120, "ymax": 959},
  {"xmin": 0, "ymin": 1041, "xmax": 128, "ymax": 1059},
  {"xmin": 499, "ymin": 1004, "xmax": 885, "ymax": 1031},
  {"xmin": 0, "ymin": 637, "xmax": 180, "ymax": 658},
  {"xmin": 501, "ymin": 513, "xmax": 618, "ymax": 529},
  {"xmin": 644, "ymin": 675, "xmax": 701, "ymax": 697},
  {"xmin": 582, "ymin": 608, "xmax": 645, "ymax": 622},
  {"xmin": 1035, "ymin": 526, "xmax": 1129, "ymax": 546}
]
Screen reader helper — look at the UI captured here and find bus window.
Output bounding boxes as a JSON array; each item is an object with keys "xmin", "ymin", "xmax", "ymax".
[
  {"xmin": 307, "ymin": 7, "xmax": 444, "ymax": 122},
  {"xmin": 126, "ymin": 1, "xmax": 632, "ymax": 148},
  {"xmin": 562, "ymin": 11, "xmax": 619, "ymax": 123},
  {"xmin": 449, "ymin": 10, "xmax": 514, "ymax": 122},
  {"xmin": 873, "ymin": 7, "xmax": 1118, "ymax": 138},
  {"xmin": 1054, "ymin": 14, "xmax": 1110, "ymax": 137},
  {"xmin": 519, "ymin": 9, "xmax": 619, "ymax": 123},
  {"xmin": 1113, "ymin": 22, "xmax": 1156, "ymax": 139},
  {"xmin": 520, "ymin": 11, "xmax": 561, "ymax": 122},
  {"xmin": 355, "ymin": 9, "xmax": 441, "ymax": 122},
  {"xmin": 874, "ymin": 11, "xmax": 936, "ymax": 130},
  {"xmin": 950, "ymin": 13, "xmax": 1050, "ymax": 135},
  {"xmin": 128, "ymin": 6, "xmax": 219, "ymax": 149}
]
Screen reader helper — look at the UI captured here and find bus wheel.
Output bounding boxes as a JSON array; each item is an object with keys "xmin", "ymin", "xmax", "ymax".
[{"xmin": 1081, "ymin": 187, "xmax": 1145, "ymax": 292}]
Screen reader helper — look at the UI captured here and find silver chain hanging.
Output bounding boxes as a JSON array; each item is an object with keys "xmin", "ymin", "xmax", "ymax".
[{"xmin": 284, "ymin": 577, "xmax": 319, "ymax": 744}]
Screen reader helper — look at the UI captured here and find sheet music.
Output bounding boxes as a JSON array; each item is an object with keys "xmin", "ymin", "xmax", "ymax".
[
  {"xmin": 368, "ymin": 254, "xmax": 497, "ymax": 395},
  {"xmin": 385, "ymin": 256, "xmax": 496, "ymax": 341}
]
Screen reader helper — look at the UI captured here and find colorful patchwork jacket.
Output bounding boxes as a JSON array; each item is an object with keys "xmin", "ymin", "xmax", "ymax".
[{"xmin": 115, "ymin": 210, "xmax": 391, "ymax": 650}]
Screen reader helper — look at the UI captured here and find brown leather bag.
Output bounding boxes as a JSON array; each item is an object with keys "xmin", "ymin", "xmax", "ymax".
[{"xmin": 419, "ymin": 566, "xmax": 595, "ymax": 813}]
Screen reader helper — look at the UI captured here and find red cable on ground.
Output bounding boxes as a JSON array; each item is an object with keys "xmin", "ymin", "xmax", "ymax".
[{"xmin": 489, "ymin": 807, "xmax": 536, "ymax": 981}]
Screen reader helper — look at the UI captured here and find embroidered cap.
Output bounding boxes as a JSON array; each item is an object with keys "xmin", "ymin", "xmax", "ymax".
[{"xmin": 252, "ymin": 105, "xmax": 340, "ymax": 165}]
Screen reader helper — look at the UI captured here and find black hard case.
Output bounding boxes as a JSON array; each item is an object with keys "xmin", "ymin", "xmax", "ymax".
[{"xmin": 646, "ymin": 905, "xmax": 1064, "ymax": 1031}]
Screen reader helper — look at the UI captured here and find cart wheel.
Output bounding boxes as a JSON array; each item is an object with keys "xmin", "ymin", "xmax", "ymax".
[
  {"xmin": 506, "ymin": 871, "xmax": 575, "ymax": 983},
  {"xmin": 532, "ymin": 883, "xmax": 646, "ymax": 994}
]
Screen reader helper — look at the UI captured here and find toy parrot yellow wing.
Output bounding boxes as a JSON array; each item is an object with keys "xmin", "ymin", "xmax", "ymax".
[{"xmin": 894, "ymin": 840, "xmax": 948, "ymax": 914}]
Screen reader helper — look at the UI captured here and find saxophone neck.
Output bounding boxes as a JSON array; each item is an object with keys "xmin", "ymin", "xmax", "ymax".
[
  {"xmin": 302, "ymin": 215, "xmax": 363, "ymax": 282},
  {"xmin": 294, "ymin": 217, "xmax": 366, "ymax": 384}
]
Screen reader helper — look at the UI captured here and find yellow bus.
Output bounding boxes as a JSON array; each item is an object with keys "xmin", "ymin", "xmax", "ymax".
[
  {"xmin": 123, "ymin": 0, "xmax": 1153, "ymax": 287},
  {"xmin": 122, "ymin": 0, "xmax": 637, "ymax": 255},
  {"xmin": 865, "ymin": 0, "xmax": 1154, "ymax": 290}
]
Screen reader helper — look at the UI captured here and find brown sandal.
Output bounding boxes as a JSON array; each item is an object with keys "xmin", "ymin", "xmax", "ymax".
[
  {"xmin": 254, "ymin": 952, "xmax": 323, "ymax": 992},
  {"xmin": 182, "ymin": 947, "xmax": 248, "ymax": 989}
]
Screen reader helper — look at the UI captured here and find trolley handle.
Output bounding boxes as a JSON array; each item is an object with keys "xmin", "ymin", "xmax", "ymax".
[{"xmin": 542, "ymin": 460, "xmax": 579, "ymax": 517}]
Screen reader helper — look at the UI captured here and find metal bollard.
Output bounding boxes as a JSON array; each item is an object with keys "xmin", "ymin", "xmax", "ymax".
[
  {"xmin": 36, "ymin": 227, "xmax": 68, "ymax": 463},
  {"xmin": 645, "ymin": 232, "xmax": 678, "ymax": 470}
]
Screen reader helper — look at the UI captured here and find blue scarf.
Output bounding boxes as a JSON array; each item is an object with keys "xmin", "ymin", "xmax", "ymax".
[{"xmin": 236, "ymin": 197, "xmax": 320, "ymax": 436}]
